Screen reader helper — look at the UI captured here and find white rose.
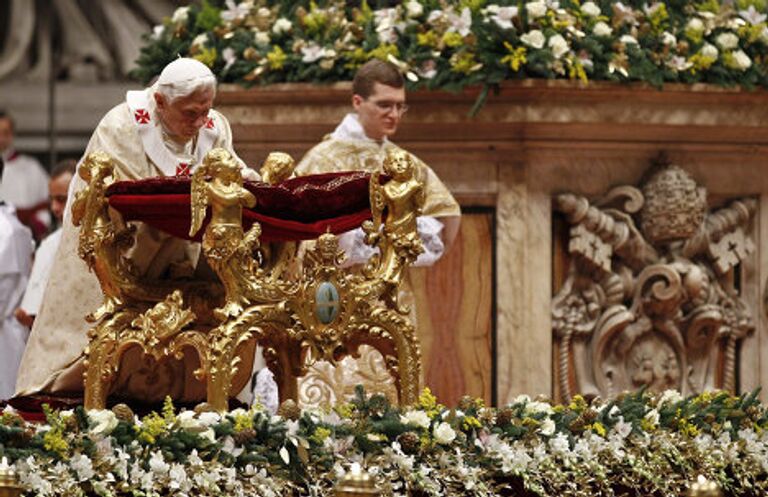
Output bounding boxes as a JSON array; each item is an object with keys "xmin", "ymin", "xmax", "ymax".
[
  {"xmin": 88, "ymin": 409, "xmax": 119, "ymax": 436},
  {"xmin": 548, "ymin": 34, "xmax": 569, "ymax": 59},
  {"xmin": 658, "ymin": 389, "xmax": 683, "ymax": 406},
  {"xmin": 538, "ymin": 418, "xmax": 556, "ymax": 436},
  {"xmin": 701, "ymin": 43, "xmax": 719, "ymax": 59},
  {"xmin": 405, "ymin": 0, "xmax": 424, "ymax": 18},
  {"xmin": 593, "ymin": 21, "xmax": 613, "ymax": 37},
  {"xmin": 731, "ymin": 49, "xmax": 752, "ymax": 70},
  {"xmin": 620, "ymin": 34, "xmax": 638, "ymax": 45},
  {"xmin": 524, "ymin": 400, "xmax": 554, "ymax": 416},
  {"xmin": 581, "ymin": 1, "xmax": 601, "ymax": 17},
  {"xmin": 526, "ymin": 1, "xmax": 547, "ymax": 19},
  {"xmin": 643, "ymin": 409, "xmax": 660, "ymax": 428},
  {"xmin": 191, "ymin": 33, "xmax": 209, "ymax": 49},
  {"xmin": 171, "ymin": 6, "xmax": 190, "ymax": 24},
  {"xmin": 521, "ymin": 29, "xmax": 546, "ymax": 49},
  {"xmin": 716, "ymin": 32, "xmax": 739, "ymax": 50},
  {"xmin": 433, "ymin": 422, "xmax": 457, "ymax": 444},
  {"xmin": 254, "ymin": 30, "xmax": 271, "ymax": 46},
  {"xmin": 272, "ymin": 18, "xmax": 292, "ymax": 35},
  {"xmin": 197, "ymin": 412, "xmax": 222, "ymax": 427},
  {"xmin": 661, "ymin": 31, "xmax": 677, "ymax": 46},
  {"xmin": 400, "ymin": 410, "xmax": 431, "ymax": 429},
  {"xmin": 687, "ymin": 18, "xmax": 704, "ymax": 32}
]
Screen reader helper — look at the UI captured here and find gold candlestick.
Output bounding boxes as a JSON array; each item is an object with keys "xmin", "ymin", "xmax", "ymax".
[
  {"xmin": 689, "ymin": 475, "xmax": 722, "ymax": 497},
  {"xmin": 334, "ymin": 464, "xmax": 380, "ymax": 497},
  {"xmin": 0, "ymin": 457, "xmax": 24, "ymax": 497}
]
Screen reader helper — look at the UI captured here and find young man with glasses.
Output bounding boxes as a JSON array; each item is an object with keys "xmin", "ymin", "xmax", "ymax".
[{"xmin": 297, "ymin": 59, "xmax": 460, "ymax": 267}]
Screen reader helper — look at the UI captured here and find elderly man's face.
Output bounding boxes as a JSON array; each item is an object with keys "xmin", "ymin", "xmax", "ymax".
[
  {"xmin": 49, "ymin": 172, "xmax": 73, "ymax": 223},
  {"xmin": 155, "ymin": 88, "xmax": 215, "ymax": 142},
  {"xmin": 0, "ymin": 117, "xmax": 13, "ymax": 153},
  {"xmin": 353, "ymin": 82, "xmax": 407, "ymax": 141}
]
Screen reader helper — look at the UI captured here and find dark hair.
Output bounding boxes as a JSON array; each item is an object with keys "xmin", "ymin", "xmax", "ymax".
[
  {"xmin": 51, "ymin": 158, "xmax": 77, "ymax": 180},
  {"xmin": 0, "ymin": 109, "xmax": 14, "ymax": 131},
  {"xmin": 352, "ymin": 59, "xmax": 404, "ymax": 99}
]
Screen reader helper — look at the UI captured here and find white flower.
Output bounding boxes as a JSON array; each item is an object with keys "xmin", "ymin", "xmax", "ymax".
[
  {"xmin": 658, "ymin": 389, "xmax": 683, "ymax": 406},
  {"xmin": 375, "ymin": 8, "xmax": 399, "ymax": 43},
  {"xmin": 521, "ymin": 29, "xmax": 546, "ymax": 49},
  {"xmin": 740, "ymin": 5, "xmax": 768, "ymax": 25},
  {"xmin": 620, "ymin": 34, "xmax": 638, "ymax": 45},
  {"xmin": 191, "ymin": 33, "xmax": 209, "ymax": 49},
  {"xmin": 614, "ymin": 417, "xmax": 633, "ymax": 439},
  {"xmin": 197, "ymin": 411, "xmax": 221, "ymax": 427},
  {"xmin": 661, "ymin": 31, "xmax": 677, "ymax": 46},
  {"xmin": 486, "ymin": 5, "xmax": 518, "ymax": 30},
  {"xmin": 171, "ymin": 6, "xmax": 190, "ymax": 24},
  {"xmin": 169, "ymin": 463, "xmax": 190, "ymax": 491},
  {"xmin": 593, "ymin": 21, "xmax": 613, "ymax": 37},
  {"xmin": 448, "ymin": 7, "xmax": 473, "ymax": 37},
  {"xmin": 524, "ymin": 400, "xmax": 554, "ymax": 416},
  {"xmin": 221, "ymin": 0, "xmax": 250, "ymax": 22},
  {"xmin": 513, "ymin": 394, "xmax": 531, "ymax": 404},
  {"xmin": 433, "ymin": 422, "xmax": 457, "ymax": 444},
  {"xmin": 538, "ymin": 418, "xmax": 556, "ymax": 436},
  {"xmin": 69, "ymin": 454, "xmax": 95, "ymax": 482},
  {"xmin": 273, "ymin": 17, "xmax": 292, "ymax": 34},
  {"xmin": 716, "ymin": 32, "xmax": 740, "ymax": 50},
  {"xmin": 87, "ymin": 409, "xmax": 118, "ymax": 436},
  {"xmin": 701, "ymin": 43, "xmax": 719, "ymax": 59},
  {"xmin": 643, "ymin": 408, "xmax": 660, "ymax": 428},
  {"xmin": 253, "ymin": 30, "xmax": 271, "ymax": 46},
  {"xmin": 667, "ymin": 55, "xmax": 693, "ymax": 71},
  {"xmin": 581, "ymin": 1, "xmax": 601, "ymax": 17},
  {"xmin": 401, "ymin": 410, "xmax": 431, "ymax": 429},
  {"xmin": 149, "ymin": 450, "xmax": 170, "ymax": 476},
  {"xmin": 405, "ymin": 0, "xmax": 423, "ymax": 18},
  {"xmin": 731, "ymin": 49, "xmax": 752, "ymax": 70},
  {"xmin": 222, "ymin": 47, "xmax": 237, "ymax": 70},
  {"xmin": 221, "ymin": 436, "xmax": 245, "ymax": 457},
  {"xmin": 526, "ymin": 1, "xmax": 548, "ymax": 19},
  {"xmin": 549, "ymin": 432, "xmax": 570, "ymax": 456},
  {"xmin": 418, "ymin": 59, "xmax": 437, "ymax": 79},
  {"xmin": 687, "ymin": 18, "xmax": 704, "ymax": 32},
  {"xmin": 151, "ymin": 24, "xmax": 165, "ymax": 40},
  {"xmin": 279, "ymin": 446, "xmax": 290, "ymax": 464},
  {"xmin": 548, "ymin": 34, "xmax": 569, "ymax": 58}
]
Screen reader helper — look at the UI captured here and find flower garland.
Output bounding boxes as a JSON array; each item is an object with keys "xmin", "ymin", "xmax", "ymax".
[
  {"xmin": 133, "ymin": 0, "xmax": 768, "ymax": 105},
  {"xmin": 2, "ymin": 387, "xmax": 768, "ymax": 496}
]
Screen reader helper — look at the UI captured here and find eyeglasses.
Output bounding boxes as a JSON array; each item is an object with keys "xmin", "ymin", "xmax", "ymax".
[{"xmin": 368, "ymin": 99, "xmax": 409, "ymax": 115}]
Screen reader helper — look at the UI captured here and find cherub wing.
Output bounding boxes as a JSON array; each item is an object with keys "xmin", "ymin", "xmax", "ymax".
[
  {"xmin": 369, "ymin": 170, "xmax": 384, "ymax": 232},
  {"xmin": 189, "ymin": 163, "xmax": 209, "ymax": 237}
]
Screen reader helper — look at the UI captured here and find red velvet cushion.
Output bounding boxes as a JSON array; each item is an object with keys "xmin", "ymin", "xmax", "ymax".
[{"xmin": 106, "ymin": 172, "xmax": 373, "ymax": 242}]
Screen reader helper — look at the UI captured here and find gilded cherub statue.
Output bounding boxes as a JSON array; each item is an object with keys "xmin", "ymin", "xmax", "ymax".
[
  {"xmin": 190, "ymin": 148, "xmax": 261, "ymax": 319},
  {"xmin": 259, "ymin": 151, "xmax": 298, "ymax": 279},
  {"xmin": 364, "ymin": 148, "xmax": 426, "ymax": 287}
]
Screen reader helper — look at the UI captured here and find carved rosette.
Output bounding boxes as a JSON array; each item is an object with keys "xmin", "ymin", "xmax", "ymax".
[{"xmin": 553, "ymin": 161, "xmax": 755, "ymax": 401}]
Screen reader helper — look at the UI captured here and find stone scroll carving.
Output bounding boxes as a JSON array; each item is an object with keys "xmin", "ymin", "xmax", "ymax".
[{"xmin": 552, "ymin": 162, "xmax": 755, "ymax": 401}]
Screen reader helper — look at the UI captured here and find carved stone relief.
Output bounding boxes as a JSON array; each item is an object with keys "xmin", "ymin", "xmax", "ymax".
[{"xmin": 552, "ymin": 160, "xmax": 755, "ymax": 401}]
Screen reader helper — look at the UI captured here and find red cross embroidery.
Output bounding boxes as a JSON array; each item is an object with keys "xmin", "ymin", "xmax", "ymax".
[
  {"xmin": 205, "ymin": 117, "xmax": 214, "ymax": 129},
  {"xmin": 134, "ymin": 109, "xmax": 150, "ymax": 124},
  {"xmin": 176, "ymin": 162, "xmax": 191, "ymax": 176}
]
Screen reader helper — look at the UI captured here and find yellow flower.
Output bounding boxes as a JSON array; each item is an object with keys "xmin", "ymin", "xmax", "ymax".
[
  {"xmin": 233, "ymin": 412, "xmax": 254, "ymax": 433},
  {"xmin": 568, "ymin": 58, "xmax": 588, "ymax": 83},
  {"xmin": 569, "ymin": 394, "xmax": 588, "ymax": 412},
  {"xmin": 462, "ymin": 415, "xmax": 483, "ymax": 430},
  {"xmin": 418, "ymin": 31, "xmax": 440, "ymax": 48},
  {"xmin": 137, "ymin": 412, "xmax": 167, "ymax": 445},
  {"xmin": 648, "ymin": 3, "xmax": 669, "ymax": 32},
  {"xmin": 193, "ymin": 47, "xmax": 218, "ymax": 68},
  {"xmin": 310, "ymin": 426, "xmax": 332, "ymax": 444},
  {"xmin": 689, "ymin": 52, "xmax": 716, "ymax": 72},
  {"xmin": 500, "ymin": 42, "xmax": 527, "ymax": 71},
  {"xmin": 369, "ymin": 43, "xmax": 400, "ymax": 61},
  {"xmin": 442, "ymin": 32, "xmax": 464, "ymax": 48},
  {"xmin": 335, "ymin": 402, "xmax": 355, "ymax": 419},
  {"xmin": 303, "ymin": 1, "xmax": 328, "ymax": 36},
  {"xmin": 450, "ymin": 51, "xmax": 482, "ymax": 74},
  {"xmin": 267, "ymin": 45, "xmax": 287, "ymax": 70},
  {"xmin": 43, "ymin": 428, "xmax": 69, "ymax": 459},
  {"xmin": 590, "ymin": 422, "xmax": 607, "ymax": 437}
]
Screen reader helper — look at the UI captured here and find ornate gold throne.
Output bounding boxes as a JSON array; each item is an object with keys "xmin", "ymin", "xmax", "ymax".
[{"xmin": 75, "ymin": 148, "xmax": 424, "ymax": 411}]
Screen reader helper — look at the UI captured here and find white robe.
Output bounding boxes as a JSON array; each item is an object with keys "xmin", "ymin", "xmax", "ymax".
[
  {"xmin": 0, "ymin": 150, "xmax": 51, "ymax": 231},
  {"xmin": 15, "ymin": 88, "xmax": 252, "ymax": 399},
  {"xmin": 0, "ymin": 203, "xmax": 33, "ymax": 400},
  {"xmin": 19, "ymin": 227, "xmax": 62, "ymax": 316}
]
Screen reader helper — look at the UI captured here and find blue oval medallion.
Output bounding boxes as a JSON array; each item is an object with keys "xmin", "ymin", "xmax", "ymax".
[{"xmin": 315, "ymin": 281, "xmax": 340, "ymax": 324}]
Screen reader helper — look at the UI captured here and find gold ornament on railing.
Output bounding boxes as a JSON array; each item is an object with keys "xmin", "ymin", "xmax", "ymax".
[
  {"xmin": 334, "ymin": 464, "xmax": 380, "ymax": 497},
  {"xmin": 688, "ymin": 475, "xmax": 723, "ymax": 497},
  {"xmin": 78, "ymin": 147, "xmax": 424, "ymax": 411},
  {"xmin": 0, "ymin": 457, "xmax": 23, "ymax": 497}
]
